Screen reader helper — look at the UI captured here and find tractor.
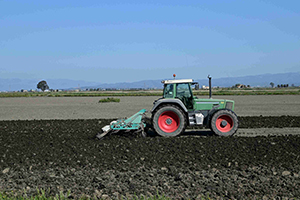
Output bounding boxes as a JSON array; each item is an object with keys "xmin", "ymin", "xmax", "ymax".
[{"xmin": 96, "ymin": 76, "xmax": 238, "ymax": 139}]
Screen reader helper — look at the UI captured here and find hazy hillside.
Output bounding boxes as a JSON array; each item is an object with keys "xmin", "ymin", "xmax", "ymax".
[
  {"xmin": 1, "ymin": 72, "xmax": 299, "ymax": 91},
  {"xmin": 88, "ymin": 72, "xmax": 300, "ymax": 89},
  {"xmin": 196, "ymin": 72, "xmax": 300, "ymax": 88}
]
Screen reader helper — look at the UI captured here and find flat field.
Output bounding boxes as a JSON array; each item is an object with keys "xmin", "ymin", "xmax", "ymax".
[
  {"xmin": 1, "ymin": 95, "xmax": 300, "ymax": 199},
  {"xmin": 1, "ymin": 95, "xmax": 300, "ymax": 120}
]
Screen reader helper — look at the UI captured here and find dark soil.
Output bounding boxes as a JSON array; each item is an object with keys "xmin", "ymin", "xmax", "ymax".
[
  {"xmin": 0, "ymin": 117, "xmax": 299, "ymax": 199},
  {"xmin": 238, "ymin": 116, "xmax": 300, "ymax": 128}
]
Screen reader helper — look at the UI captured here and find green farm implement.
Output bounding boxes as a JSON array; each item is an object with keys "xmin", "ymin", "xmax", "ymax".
[
  {"xmin": 96, "ymin": 109, "xmax": 147, "ymax": 139},
  {"xmin": 96, "ymin": 75, "xmax": 238, "ymax": 139}
]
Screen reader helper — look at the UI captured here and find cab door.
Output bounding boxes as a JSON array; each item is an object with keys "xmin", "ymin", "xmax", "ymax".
[
  {"xmin": 176, "ymin": 83, "xmax": 194, "ymax": 109},
  {"xmin": 163, "ymin": 84, "xmax": 174, "ymax": 98}
]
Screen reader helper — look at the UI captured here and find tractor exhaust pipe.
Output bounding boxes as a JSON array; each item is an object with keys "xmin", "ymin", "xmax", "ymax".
[{"xmin": 208, "ymin": 75, "xmax": 212, "ymax": 99}]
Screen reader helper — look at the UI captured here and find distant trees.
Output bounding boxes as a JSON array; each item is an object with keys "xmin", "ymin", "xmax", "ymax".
[
  {"xmin": 277, "ymin": 84, "xmax": 289, "ymax": 88},
  {"xmin": 37, "ymin": 80, "xmax": 49, "ymax": 91},
  {"xmin": 270, "ymin": 82, "xmax": 292, "ymax": 88}
]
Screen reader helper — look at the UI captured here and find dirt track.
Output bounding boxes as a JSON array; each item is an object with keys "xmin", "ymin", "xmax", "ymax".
[{"xmin": 0, "ymin": 117, "xmax": 299, "ymax": 199}]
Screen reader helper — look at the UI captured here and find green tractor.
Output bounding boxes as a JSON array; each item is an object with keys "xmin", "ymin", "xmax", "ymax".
[
  {"xmin": 96, "ymin": 76, "xmax": 238, "ymax": 139},
  {"xmin": 151, "ymin": 77, "xmax": 238, "ymax": 137}
]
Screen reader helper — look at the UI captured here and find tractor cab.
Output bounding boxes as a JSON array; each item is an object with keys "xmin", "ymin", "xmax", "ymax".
[{"xmin": 162, "ymin": 79, "xmax": 195, "ymax": 110}]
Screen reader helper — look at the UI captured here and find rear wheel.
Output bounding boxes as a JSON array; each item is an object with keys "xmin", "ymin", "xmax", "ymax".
[
  {"xmin": 210, "ymin": 109, "xmax": 238, "ymax": 136},
  {"xmin": 152, "ymin": 105, "xmax": 186, "ymax": 137}
]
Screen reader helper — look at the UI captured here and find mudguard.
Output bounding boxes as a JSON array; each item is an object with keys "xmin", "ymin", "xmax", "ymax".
[{"xmin": 151, "ymin": 98, "xmax": 188, "ymax": 113}]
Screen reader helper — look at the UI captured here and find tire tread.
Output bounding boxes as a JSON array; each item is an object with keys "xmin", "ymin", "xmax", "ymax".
[{"xmin": 210, "ymin": 109, "xmax": 239, "ymax": 136}]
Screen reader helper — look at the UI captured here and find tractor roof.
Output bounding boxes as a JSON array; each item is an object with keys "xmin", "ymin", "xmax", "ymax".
[{"xmin": 161, "ymin": 79, "xmax": 194, "ymax": 84}]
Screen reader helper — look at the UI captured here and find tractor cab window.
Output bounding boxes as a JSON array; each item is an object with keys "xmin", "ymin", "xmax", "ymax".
[
  {"xmin": 176, "ymin": 83, "xmax": 192, "ymax": 98},
  {"xmin": 176, "ymin": 83, "xmax": 193, "ymax": 109},
  {"xmin": 163, "ymin": 84, "xmax": 174, "ymax": 98}
]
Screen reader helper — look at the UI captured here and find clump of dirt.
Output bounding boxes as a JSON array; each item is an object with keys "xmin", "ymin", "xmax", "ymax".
[{"xmin": 0, "ymin": 118, "xmax": 299, "ymax": 199}]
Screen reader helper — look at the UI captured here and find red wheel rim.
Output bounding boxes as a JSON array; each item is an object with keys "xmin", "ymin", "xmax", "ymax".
[
  {"xmin": 216, "ymin": 115, "xmax": 234, "ymax": 132},
  {"xmin": 158, "ymin": 111, "xmax": 180, "ymax": 133}
]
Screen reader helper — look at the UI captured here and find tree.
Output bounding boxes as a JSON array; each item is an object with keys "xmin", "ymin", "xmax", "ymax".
[
  {"xmin": 37, "ymin": 80, "xmax": 49, "ymax": 91},
  {"xmin": 270, "ymin": 82, "xmax": 274, "ymax": 88}
]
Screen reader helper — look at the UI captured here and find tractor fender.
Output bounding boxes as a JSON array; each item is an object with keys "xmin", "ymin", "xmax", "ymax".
[{"xmin": 151, "ymin": 98, "xmax": 188, "ymax": 113}]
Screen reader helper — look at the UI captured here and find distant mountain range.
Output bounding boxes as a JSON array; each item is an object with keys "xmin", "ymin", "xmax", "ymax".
[
  {"xmin": 196, "ymin": 72, "xmax": 300, "ymax": 88},
  {"xmin": 83, "ymin": 72, "xmax": 300, "ymax": 89},
  {"xmin": 0, "ymin": 72, "xmax": 299, "ymax": 91}
]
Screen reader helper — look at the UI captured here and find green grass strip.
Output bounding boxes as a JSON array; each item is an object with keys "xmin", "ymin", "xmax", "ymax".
[{"xmin": 98, "ymin": 97, "xmax": 120, "ymax": 103}]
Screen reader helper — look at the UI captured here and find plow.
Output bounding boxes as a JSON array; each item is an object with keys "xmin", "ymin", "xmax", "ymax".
[
  {"xmin": 96, "ymin": 109, "xmax": 148, "ymax": 140},
  {"xmin": 97, "ymin": 75, "xmax": 239, "ymax": 140}
]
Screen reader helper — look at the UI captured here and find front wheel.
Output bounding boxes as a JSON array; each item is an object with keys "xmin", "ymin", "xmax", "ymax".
[
  {"xmin": 210, "ymin": 109, "xmax": 238, "ymax": 136},
  {"xmin": 152, "ymin": 105, "xmax": 186, "ymax": 137}
]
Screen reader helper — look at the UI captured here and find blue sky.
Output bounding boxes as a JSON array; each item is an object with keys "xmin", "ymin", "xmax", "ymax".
[{"xmin": 0, "ymin": 0, "xmax": 299, "ymax": 83}]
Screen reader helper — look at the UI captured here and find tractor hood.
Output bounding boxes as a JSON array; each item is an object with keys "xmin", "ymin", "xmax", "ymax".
[{"xmin": 193, "ymin": 98, "xmax": 235, "ymax": 111}]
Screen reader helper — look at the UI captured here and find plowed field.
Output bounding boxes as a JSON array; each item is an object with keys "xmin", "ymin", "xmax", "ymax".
[{"xmin": 0, "ymin": 116, "xmax": 300, "ymax": 199}]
